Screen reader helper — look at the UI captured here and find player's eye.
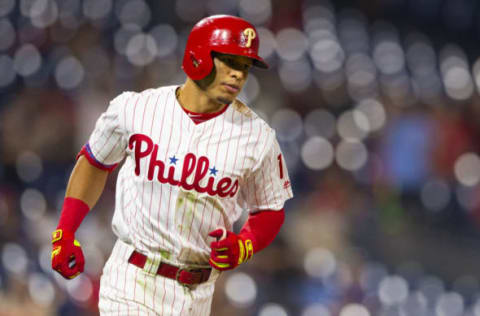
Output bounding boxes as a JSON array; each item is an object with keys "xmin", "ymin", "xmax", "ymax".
[{"xmin": 218, "ymin": 55, "xmax": 251, "ymax": 72}]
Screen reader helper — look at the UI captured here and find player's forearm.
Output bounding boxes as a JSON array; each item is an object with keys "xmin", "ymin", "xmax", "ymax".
[
  {"xmin": 52, "ymin": 156, "xmax": 107, "ymax": 280},
  {"xmin": 239, "ymin": 209, "xmax": 285, "ymax": 253},
  {"xmin": 65, "ymin": 155, "xmax": 109, "ymax": 209},
  {"xmin": 54, "ymin": 156, "xmax": 109, "ymax": 233}
]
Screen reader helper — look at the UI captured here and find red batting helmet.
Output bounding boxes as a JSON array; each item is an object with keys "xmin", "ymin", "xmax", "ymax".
[{"xmin": 182, "ymin": 15, "xmax": 269, "ymax": 80}]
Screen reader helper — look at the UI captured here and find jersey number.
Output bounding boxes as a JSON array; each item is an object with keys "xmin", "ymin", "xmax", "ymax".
[{"xmin": 277, "ymin": 154, "xmax": 284, "ymax": 179}]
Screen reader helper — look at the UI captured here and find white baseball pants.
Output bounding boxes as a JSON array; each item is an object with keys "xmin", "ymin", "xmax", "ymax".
[{"xmin": 98, "ymin": 239, "xmax": 219, "ymax": 315}]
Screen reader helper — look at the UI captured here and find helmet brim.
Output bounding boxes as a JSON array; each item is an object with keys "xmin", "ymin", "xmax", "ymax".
[
  {"xmin": 253, "ymin": 57, "xmax": 269, "ymax": 69},
  {"xmin": 211, "ymin": 49, "xmax": 269, "ymax": 70}
]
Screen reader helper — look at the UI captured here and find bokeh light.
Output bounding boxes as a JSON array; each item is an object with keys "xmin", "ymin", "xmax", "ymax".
[
  {"xmin": 345, "ymin": 53, "xmax": 378, "ymax": 101},
  {"xmin": 335, "ymin": 140, "xmax": 368, "ymax": 171},
  {"xmin": 256, "ymin": 27, "xmax": 276, "ymax": 60},
  {"xmin": 258, "ymin": 303, "xmax": 289, "ymax": 316},
  {"xmin": 400, "ymin": 292, "xmax": 428, "ymax": 316},
  {"xmin": 20, "ymin": 188, "xmax": 47, "ymax": 221},
  {"xmin": 359, "ymin": 262, "xmax": 389, "ymax": 294},
  {"xmin": 337, "ymin": 110, "xmax": 370, "ymax": 140},
  {"xmin": 378, "ymin": 275, "xmax": 409, "ymax": 306},
  {"xmin": 238, "ymin": 0, "xmax": 272, "ymax": 25},
  {"xmin": 310, "ymin": 35, "xmax": 345, "ymax": 73},
  {"xmin": 0, "ymin": 55, "xmax": 16, "ymax": 87},
  {"xmin": 301, "ymin": 136, "xmax": 334, "ymax": 170},
  {"xmin": 276, "ymin": 28, "xmax": 308, "ymax": 61},
  {"xmin": 338, "ymin": 9, "xmax": 369, "ymax": 54},
  {"xmin": 440, "ymin": 45, "xmax": 474, "ymax": 101},
  {"xmin": 454, "ymin": 153, "xmax": 480, "ymax": 186},
  {"xmin": 2, "ymin": 243, "xmax": 28, "ymax": 276},
  {"xmin": 14, "ymin": 44, "xmax": 42, "ymax": 77},
  {"xmin": 114, "ymin": 24, "xmax": 142, "ymax": 56},
  {"xmin": 55, "ymin": 56, "xmax": 85, "ymax": 89},
  {"xmin": 304, "ymin": 109, "xmax": 336, "ymax": 139},
  {"xmin": 38, "ymin": 244, "xmax": 53, "ymax": 274},
  {"xmin": 420, "ymin": 179, "xmax": 450, "ymax": 212},
  {"xmin": 373, "ymin": 40, "xmax": 405, "ymax": 75},
  {"xmin": 66, "ymin": 274, "xmax": 94, "ymax": 304},
  {"xmin": 304, "ymin": 247, "xmax": 337, "ymax": 279},
  {"xmin": 206, "ymin": 0, "xmax": 238, "ymax": 15},
  {"xmin": 0, "ymin": 19, "xmax": 16, "ymax": 51},
  {"xmin": 270, "ymin": 109, "xmax": 303, "ymax": 142},
  {"xmin": 83, "ymin": 0, "xmax": 112, "ymax": 21},
  {"xmin": 116, "ymin": 0, "xmax": 151, "ymax": 28},
  {"xmin": 435, "ymin": 292, "xmax": 464, "ymax": 316},
  {"xmin": 0, "ymin": 0, "xmax": 15, "ymax": 17},
  {"xmin": 456, "ymin": 184, "xmax": 480, "ymax": 213},
  {"xmin": 339, "ymin": 304, "xmax": 370, "ymax": 316},
  {"xmin": 175, "ymin": 0, "xmax": 205, "ymax": 23},
  {"xmin": 16, "ymin": 151, "xmax": 43, "ymax": 183},
  {"xmin": 28, "ymin": 273, "xmax": 55, "ymax": 307},
  {"xmin": 453, "ymin": 275, "xmax": 479, "ymax": 300},
  {"xmin": 83, "ymin": 244, "xmax": 105, "ymax": 275},
  {"xmin": 30, "ymin": 0, "xmax": 59, "ymax": 28},
  {"xmin": 150, "ymin": 24, "xmax": 178, "ymax": 58},
  {"xmin": 418, "ymin": 276, "xmax": 445, "ymax": 306},
  {"xmin": 126, "ymin": 33, "xmax": 157, "ymax": 66},
  {"xmin": 225, "ymin": 272, "xmax": 257, "ymax": 307},
  {"xmin": 278, "ymin": 59, "xmax": 312, "ymax": 93},
  {"xmin": 356, "ymin": 99, "xmax": 386, "ymax": 132},
  {"xmin": 302, "ymin": 303, "xmax": 331, "ymax": 316}
]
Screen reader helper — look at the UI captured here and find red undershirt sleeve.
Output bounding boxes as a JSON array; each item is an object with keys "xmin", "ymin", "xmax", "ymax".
[{"xmin": 239, "ymin": 208, "xmax": 285, "ymax": 253}]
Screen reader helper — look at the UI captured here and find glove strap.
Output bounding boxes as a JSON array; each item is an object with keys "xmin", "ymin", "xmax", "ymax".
[
  {"xmin": 51, "ymin": 229, "xmax": 76, "ymax": 244},
  {"xmin": 52, "ymin": 229, "xmax": 63, "ymax": 243},
  {"xmin": 237, "ymin": 238, "xmax": 254, "ymax": 264}
]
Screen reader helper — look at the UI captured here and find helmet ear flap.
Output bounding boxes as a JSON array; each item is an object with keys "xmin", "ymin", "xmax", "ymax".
[{"xmin": 182, "ymin": 47, "xmax": 214, "ymax": 81}]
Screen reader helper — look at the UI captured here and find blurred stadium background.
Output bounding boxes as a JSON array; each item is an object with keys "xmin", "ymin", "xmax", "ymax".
[{"xmin": 2, "ymin": 0, "xmax": 480, "ymax": 315}]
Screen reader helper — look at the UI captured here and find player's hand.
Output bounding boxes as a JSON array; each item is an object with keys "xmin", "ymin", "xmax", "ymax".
[
  {"xmin": 51, "ymin": 229, "xmax": 85, "ymax": 279},
  {"xmin": 208, "ymin": 228, "xmax": 253, "ymax": 271}
]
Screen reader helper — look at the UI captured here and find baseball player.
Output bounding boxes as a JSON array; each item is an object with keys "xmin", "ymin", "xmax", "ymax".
[{"xmin": 51, "ymin": 15, "xmax": 293, "ymax": 315}]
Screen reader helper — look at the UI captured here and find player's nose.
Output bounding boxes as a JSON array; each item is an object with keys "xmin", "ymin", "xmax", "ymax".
[{"xmin": 229, "ymin": 68, "xmax": 247, "ymax": 81}]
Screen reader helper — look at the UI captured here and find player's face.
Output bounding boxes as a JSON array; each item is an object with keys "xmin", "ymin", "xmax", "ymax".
[{"xmin": 205, "ymin": 53, "xmax": 253, "ymax": 105}]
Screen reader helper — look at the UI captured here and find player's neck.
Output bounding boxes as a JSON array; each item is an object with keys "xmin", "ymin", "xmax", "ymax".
[{"xmin": 177, "ymin": 80, "xmax": 227, "ymax": 114}]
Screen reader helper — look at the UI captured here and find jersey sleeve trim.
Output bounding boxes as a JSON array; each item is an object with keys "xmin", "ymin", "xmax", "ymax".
[{"xmin": 77, "ymin": 143, "xmax": 119, "ymax": 172}]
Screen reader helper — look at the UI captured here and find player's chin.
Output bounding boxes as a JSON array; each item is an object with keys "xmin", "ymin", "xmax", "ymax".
[{"xmin": 216, "ymin": 94, "xmax": 235, "ymax": 105}]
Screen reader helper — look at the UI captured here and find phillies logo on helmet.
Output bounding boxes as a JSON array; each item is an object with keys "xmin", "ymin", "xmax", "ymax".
[
  {"xmin": 128, "ymin": 134, "xmax": 239, "ymax": 198},
  {"xmin": 243, "ymin": 28, "xmax": 256, "ymax": 48}
]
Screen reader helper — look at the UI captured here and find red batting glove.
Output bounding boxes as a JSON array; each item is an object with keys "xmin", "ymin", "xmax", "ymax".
[
  {"xmin": 208, "ymin": 229, "xmax": 254, "ymax": 271},
  {"xmin": 51, "ymin": 229, "xmax": 85, "ymax": 279}
]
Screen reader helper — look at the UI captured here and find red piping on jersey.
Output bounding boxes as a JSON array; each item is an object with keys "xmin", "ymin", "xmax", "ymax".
[
  {"xmin": 181, "ymin": 104, "xmax": 230, "ymax": 124},
  {"xmin": 240, "ymin": 209, "xmax": 285, "ymax": 253},
  {"xmin": 77, "ymin": 143, "xmax": 119, "ymax": 172}
]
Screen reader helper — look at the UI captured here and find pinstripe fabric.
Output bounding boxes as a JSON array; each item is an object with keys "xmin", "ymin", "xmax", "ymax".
[
  {"xmin": 99, "ymin": 240, "xmax": 217, "ymax": 315},
  {"xmin": 90, "ymin": 85, "xmax": 293, "ymax": 314}
]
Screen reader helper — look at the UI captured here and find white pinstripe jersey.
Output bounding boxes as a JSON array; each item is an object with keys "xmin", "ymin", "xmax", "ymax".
[{"xmin": 87, "ymin": 85, "xmax": 293, "ymax": 267}]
